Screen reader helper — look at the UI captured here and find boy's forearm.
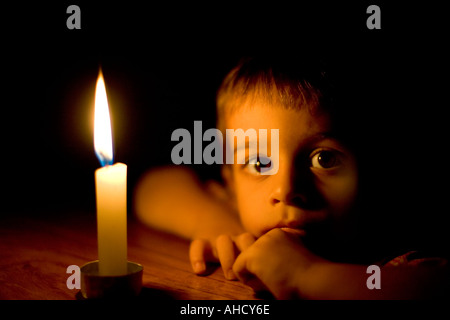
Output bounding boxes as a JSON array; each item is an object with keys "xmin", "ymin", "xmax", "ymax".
[
  {"xmin": 298, "ymin": 262, "xmax": 449, "ymax": 300},
  {"xmin": 133, "ymin": 166, "xmax": 242, "ymax": 240}
]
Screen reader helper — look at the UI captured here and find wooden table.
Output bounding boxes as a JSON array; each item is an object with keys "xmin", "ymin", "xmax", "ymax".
[{"xmin": 0, "ymin": 212, "xmax": 258, "ymax": 300}]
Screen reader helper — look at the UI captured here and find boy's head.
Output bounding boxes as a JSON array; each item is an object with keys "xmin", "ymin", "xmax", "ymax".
[
  {"xmin": 216, "ymin": 56, "xmax": 360, "ymax": 259},
  {"xmin": 216, "ymin": 56, "xmax": 333, "ymax": 134}
]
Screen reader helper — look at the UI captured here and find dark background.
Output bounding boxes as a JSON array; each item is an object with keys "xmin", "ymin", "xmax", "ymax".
[{"xmin": 1, "ymin": 2, "xmax": 448, "ymax": 253}]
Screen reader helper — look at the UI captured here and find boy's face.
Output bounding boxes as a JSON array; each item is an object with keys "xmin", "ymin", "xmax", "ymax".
[{"xmin": 226, "ymin": 105, "xmax": 358, "ymax": 250}]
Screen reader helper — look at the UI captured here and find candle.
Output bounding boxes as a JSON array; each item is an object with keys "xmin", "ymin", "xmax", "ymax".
[{"xmin": 94, "ymin": 70, "xmax": 128, "ymax": 276}]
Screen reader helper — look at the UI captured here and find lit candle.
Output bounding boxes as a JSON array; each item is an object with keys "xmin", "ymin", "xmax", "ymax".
[{"xmin": 94, "ymin": 70, "xmax": 128, "ymax": 276}]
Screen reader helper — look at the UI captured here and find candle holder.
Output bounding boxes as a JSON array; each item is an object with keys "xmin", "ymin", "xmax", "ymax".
[{"xmin": 80, "ymin": 260, "xmax": 143, "ymax": 299}]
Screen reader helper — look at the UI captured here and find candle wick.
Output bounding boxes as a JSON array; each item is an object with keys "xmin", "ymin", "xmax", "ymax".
[{"xmin": 96, "ymin": 151, "xmax": 113, "ymax": 167}]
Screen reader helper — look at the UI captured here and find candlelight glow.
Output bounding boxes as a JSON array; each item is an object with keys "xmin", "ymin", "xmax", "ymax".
[{"xmin": 94, "ymin": 71, "xmax": 113, "ymax": 166}]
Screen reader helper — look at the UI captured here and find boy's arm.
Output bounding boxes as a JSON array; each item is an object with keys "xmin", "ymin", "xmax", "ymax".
[
  {"xmin": 233, "ymin": 228, "xmax": 449, "ymax": 299},
  {"xmin": 134, "ymin": 166, "xmax": 253, "ymax": 278},
  {"xmin": 133, "ymin": 166, "xmax": 243, "ymax": 240}
]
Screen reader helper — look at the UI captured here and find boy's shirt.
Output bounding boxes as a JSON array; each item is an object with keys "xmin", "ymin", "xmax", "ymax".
[{"xmin": 383, "ymin": 251, "xmax": 447, "ymax": 267}]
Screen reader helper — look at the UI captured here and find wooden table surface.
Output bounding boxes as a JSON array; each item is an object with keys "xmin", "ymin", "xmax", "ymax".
[{"xmin": 0, "ymin": 212, "xmax": 258, "ymax": 300}]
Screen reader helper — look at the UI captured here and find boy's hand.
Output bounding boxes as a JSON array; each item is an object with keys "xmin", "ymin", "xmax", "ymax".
[
  {"xmin": 232, "ymin": 228, "xmax": 326, "ymax": 299},
  {"xmin": 189, "ymin": 232, "xmax": 256, "ymax": 280}
]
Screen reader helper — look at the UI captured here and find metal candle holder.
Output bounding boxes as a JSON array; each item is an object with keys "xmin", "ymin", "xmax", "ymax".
[{"xmin": 80, "ymin": 260, "xmax": 143, "ymax": 299}]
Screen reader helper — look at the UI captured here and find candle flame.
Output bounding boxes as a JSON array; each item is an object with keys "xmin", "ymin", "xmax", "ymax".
[{"xmin": 94, "ymin": 70, "xmax": 113, "ymax": 166}]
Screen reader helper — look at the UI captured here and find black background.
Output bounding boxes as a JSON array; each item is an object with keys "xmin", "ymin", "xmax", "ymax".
[{"xmin": 1, "ymin": 1, "xmax": 448, "ymax": 253}]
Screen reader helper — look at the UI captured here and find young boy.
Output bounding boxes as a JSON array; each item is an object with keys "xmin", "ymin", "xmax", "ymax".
[{"xmin": 134, "ymin": 56, "xmax": 448, "ymax": 299}]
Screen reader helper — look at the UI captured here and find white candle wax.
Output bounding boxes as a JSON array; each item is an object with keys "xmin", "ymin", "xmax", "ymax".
[
  {"xmin": 95, "ymin": 162, "xmax": 128, "ymax": 276},
  {"xmin": 93, "ymin": 70, "xmax": 128, "ymax": 276}
]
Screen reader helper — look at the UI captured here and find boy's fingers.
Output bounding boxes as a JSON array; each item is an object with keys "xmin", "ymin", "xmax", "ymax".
[
  {"xmin": 232, "ymin": 249, "xmax": 249, "ymax": 282},
  {"xmin": 216, "ymin": 234, "xmax": 238, "ymax": 280},
  {"xmin": 232, "ymin": 249, "xmax": 268, "ymax": 293},
  {"xmin": 234, "ymin": 232, "xmax": 256, "ymax": 252},
  {"xmin": 189, "ymin": 239, "xmax": 217, "ymax": 275},
  {"xmin": 190, "ymin": 233, "xmax": 255, "ymax": 279}
]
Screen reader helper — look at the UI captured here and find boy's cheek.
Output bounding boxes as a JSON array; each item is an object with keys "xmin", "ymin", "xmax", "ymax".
[
  {"xmin": 238, "ymin": 203, "xmax": 269, "ymax": 238},
  {"xmin": 316, "ymin": 173, "xmax": 358, "ymax": 206}
]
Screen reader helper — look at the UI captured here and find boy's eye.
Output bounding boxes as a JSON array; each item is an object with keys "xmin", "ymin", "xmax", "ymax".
[
  {"xmin": 245, "ymin": 157, "xmax": 272, "ymax": 175},
  {"xmin": 310, "ymin": 150, "xmax": 340, "ymax": 169}
]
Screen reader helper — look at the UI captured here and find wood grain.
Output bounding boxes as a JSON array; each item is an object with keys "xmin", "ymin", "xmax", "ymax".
[{"xmin": 0, "ymin": 212, "xmax": 257, "ymax": 300}]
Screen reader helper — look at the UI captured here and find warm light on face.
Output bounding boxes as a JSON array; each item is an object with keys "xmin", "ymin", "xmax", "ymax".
[{"xmin": 94, "ymin": 71, "xmax": 113, "ymax": 166}]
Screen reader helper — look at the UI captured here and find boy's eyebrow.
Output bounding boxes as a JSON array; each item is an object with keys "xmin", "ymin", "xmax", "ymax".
[
  {"xmin": 230, "ymin": 131, "xmax": 339, "ymax": 154},
  {"xmin": 232, "ymin": 131, "xmax": 337, "ymax": 153},
  {"xmin": 303, "ymin": 132, "xmax": 336, "ymax": 144},
  {"xmin": 233, "ymin": 142, "xmax": 258, "ymax": 153}
]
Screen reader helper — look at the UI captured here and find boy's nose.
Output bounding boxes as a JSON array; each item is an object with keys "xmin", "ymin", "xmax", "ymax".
[{"xmin": 269, "ymin": 165, "xmax": 322, "ymax": 210}]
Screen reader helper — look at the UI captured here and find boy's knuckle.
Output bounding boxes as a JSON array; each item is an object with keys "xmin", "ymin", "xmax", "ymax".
[
  {"xmin": 216, "ymin": 234, "xmax": 231, "ymax": 245},
  {"xmin": 239, "ymin": 232, "xmax": 254, "ymax": 242}
]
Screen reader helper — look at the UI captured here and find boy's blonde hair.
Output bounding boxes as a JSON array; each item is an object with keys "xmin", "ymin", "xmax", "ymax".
[{"xmin": 216, "ymin": 56, "xmax": 333, "ymax": 133}]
